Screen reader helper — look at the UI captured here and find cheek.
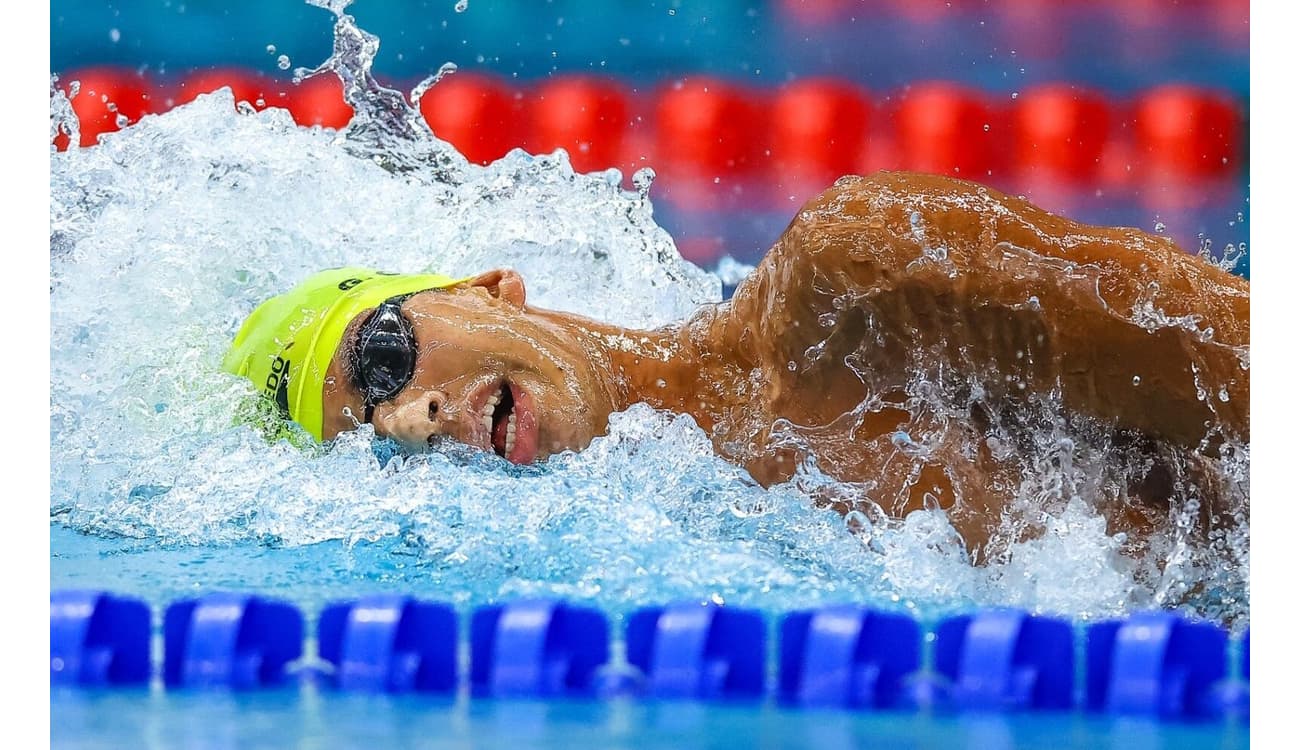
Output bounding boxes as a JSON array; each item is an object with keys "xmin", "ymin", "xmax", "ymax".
[{"xmin": 411, "ymin": 337, "xmax": 490, "ymax": 380}]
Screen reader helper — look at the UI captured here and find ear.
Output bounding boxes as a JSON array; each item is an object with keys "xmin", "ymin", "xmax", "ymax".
[{"xmin": 461, "ymin": 268, "xmax": 527, "ymax": 310}]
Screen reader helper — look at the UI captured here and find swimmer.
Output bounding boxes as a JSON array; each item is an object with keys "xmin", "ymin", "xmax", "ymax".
[{"xmin": 226, "ymin": 171, "xmax": 1249, "ymax": 558}]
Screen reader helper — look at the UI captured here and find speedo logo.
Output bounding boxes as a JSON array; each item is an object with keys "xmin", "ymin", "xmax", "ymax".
[
  {"xmin": 264, "ymin": 356, "xmax": 291, "ymax": 415},
  {"xmin": 338, "ymin": 272, "xmax": 398, "ymax": 291}
]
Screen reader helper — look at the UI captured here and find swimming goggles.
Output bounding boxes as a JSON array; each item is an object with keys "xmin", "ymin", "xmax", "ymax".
[{"xmin": 353, "ymin": 293, "xmax": 418, "ymax": 422}]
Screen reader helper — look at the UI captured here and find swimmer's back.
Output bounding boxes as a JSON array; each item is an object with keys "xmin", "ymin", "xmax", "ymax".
[{"xmin": 727, "ymin": 170, "xmax": 1249, "ymax": 449}]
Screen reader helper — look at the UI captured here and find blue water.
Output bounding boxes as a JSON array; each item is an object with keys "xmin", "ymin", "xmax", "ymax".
[
  {"xmin": 51, "ymin": 679, "xmax": 1247, "ymax": 749},
  {"xmin": 49, "ymin": 525, "xmax": 1249, "ymax": 748}
]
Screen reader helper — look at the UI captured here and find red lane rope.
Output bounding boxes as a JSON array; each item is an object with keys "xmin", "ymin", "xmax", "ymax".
[{"xmin": 53, "ymin": 68, "xmax": 1245, "ymax": 200}]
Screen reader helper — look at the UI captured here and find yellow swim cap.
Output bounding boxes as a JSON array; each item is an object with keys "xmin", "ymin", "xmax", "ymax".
[{"xmin": 223, "ymin": 267, "xmax": 465, "ymax": 440}]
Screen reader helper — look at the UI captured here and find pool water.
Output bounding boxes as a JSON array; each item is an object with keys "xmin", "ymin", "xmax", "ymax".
[
  {"xmin": 50, "ymin": 525, "xmax": 1249, "ymax": 747},
  {"xmin": 51, "ymin": 689, "xmax": 1248, "ymax": 750}
]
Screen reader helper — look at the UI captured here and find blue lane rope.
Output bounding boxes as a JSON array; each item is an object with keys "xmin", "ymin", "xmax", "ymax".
[{"xmin": 49, "ymin": 590, "xmax": 1250, "ymax": 721}]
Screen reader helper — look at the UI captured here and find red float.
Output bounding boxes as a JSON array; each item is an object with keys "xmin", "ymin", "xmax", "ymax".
[
  {"xmin": 417, "ymin": 74, "xmax": 522, "ymax": 165},
  {"xmin": 54, "ymin": 67, "xmax": 154, "ymax": 149},
  {"xmin": 170, "ymin": 68, "xmax": 279, "ymax": 112},
  {"xmin": 1208, "ymin": 0, "xmax": 1249, "ymax": 50},
  {"xmin": 892, "ymin": 82, "xmax": 1002, "ymax": 180},
  {"xmin": 769, "ymin": 78, "xmax": 870, "ymax": 185},
  {"xmin": 527, "ymin": 76, "xmax": 631, "ymax": 173},
  {"xmin": 613, "ymin": 92, "xmax": 658, "ymax": 189},
  {"xmin": 1012, "ymin": 84, "xmax": 1110, "ymax": 181},
  {"xmin": 885, "ymin": 0, "xmax": 964, "ymax": 23},
  {"xmin": 1134, "ymin": 85, "xmax": 1241, "ymax": 180},
  {"xmin": 282, "ymin": 74, "xmax": 354, "ymax": 130},
  {"xmin": 653, "ymin": 77, "xmax": 765, "ymax": 179},
  {"xmin": 998, "ymin": 0, "xmax": 1071, "ymax": 60}
]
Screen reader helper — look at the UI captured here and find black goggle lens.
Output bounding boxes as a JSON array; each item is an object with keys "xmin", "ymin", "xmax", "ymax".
[{"xmin": 355, "ymin": 296, "xmax": 416, "ymax": 406}]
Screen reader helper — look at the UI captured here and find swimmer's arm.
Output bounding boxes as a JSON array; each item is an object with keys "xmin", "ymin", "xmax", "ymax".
[{"xmin": 727, "ymin": 171, "xmax": 1249, "ymax": 447}]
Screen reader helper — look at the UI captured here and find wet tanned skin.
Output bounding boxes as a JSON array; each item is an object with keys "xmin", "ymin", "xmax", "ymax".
[{"xmin": 321, "ymin": 171, "xmax": 1249, "ymax": 556}]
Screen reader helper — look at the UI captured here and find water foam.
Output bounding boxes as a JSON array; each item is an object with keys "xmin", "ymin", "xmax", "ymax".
[{"xmin": 50, "ymin": 1, "xmax": 1246, "ymax": 626}]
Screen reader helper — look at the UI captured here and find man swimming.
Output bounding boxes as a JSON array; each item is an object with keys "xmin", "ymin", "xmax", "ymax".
[{"xmin": 226, "ymin": 171, "xmax": 1249, "ymax": 558}]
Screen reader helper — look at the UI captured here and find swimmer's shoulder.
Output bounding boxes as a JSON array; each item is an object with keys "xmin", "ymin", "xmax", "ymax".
[{"xmin": 791, "ymin": 171, "xmax": 1247, "ymax": 289}]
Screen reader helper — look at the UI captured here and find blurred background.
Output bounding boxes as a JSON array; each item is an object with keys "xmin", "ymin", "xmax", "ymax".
[{"xmin": 51, "ymin": 0, "xmax": 1249, "ymax": 277}]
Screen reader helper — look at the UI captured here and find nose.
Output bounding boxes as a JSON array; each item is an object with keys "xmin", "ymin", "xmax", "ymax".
[{"xmin": 372, "ymin": 390, "xmax": 451, "ymax": 449}]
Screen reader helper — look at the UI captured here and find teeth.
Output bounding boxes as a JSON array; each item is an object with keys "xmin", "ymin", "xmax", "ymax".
[
  {"xmin": 505, "ymin": 413, "xmax": 517, "ymax": 454},
  {"xmin": 479, "ymin": 391, "xmax": 501, "ymax": 431}
]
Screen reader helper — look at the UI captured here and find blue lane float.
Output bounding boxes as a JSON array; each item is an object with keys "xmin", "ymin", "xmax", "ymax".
[
  {"xmin": 317, "ymin": 595, "xmax": 457, "ymax": 693},
  {"xmin": 470, "ymin": 599, "xmax": 609, "ymax": 698},
  {"xmin": 163, "ymin": 592, "xmax": 304, "ymax": 689},
  {"xmin": 1086, "ymin": 611, "xmax": 1227, "ymax": 719},
  {"xmin": 930, "ymin": 609, "xmax": 1075, "ymax": 712},
  {"xmin": 626, "ymin": 601, "xmax": 766, "ymax": 701},
  {"xmin": 50, "ymin": 590, "xmax": 151, "ymax": 687},
  {"xmin": 777, "ymin": 606, "xmax": 920, "ymax": 709},
  {"xmin": 49, "ymin": 588, "xmax": 1251, "ymax": 723}
]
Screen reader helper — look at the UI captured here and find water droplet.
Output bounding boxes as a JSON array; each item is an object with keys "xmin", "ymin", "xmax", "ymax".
[
  {"xmin": 983, "ymin": 123, "xmax": 990, "ymax": 132},
  {"xmin": 115, "ymin": 114, "xmax": 129, "ymax": 128},
  {"xmin": 109, "ymin": 28, "xmax": 121, "ymax": 43},
  {"xmin": 1153, "ymin": 221, "xmax": 1166, "ymax": 233},
  {"xmin": 1218, "ymin": 388, "xmax": 1229, "ymax": 402},
  {"xmin": 668, "ymin": 8, "xmax": 676, "ymax": 15},
  {"xmin": 266, "ymin": 44, "xmax": 277, "ymax": 54},
  {"xmin": 1010, "ymin": 91, "xmax": 1019, "ymax": 99},
  {"xmin": 454, "ymin": 0, "xmax": 469, "ymax": 11},
  {"xmin": 787, "ymin": 361, "xmax": 797, "ymax": 372},
  {"xmin": 277, "ymin": 54, "xmax": 292, "ymax": 70},
  {"xmin": 1132, "ymin": 375, "xmax": 1141, "ymax": 386}
]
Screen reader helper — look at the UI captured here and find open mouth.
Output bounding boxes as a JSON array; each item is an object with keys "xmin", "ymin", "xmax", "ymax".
[
  {"xmin": 488, "ymin": 382, "xmax": 516, "ymax": 458},
  {"xmin": 479, "ymin": 380, "xmax": 539, "ymax": 465}
]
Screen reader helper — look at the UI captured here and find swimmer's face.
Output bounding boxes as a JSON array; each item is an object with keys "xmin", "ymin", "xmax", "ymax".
[{"xmin": 321, "ymin": 269, "xmax": 619, "ymax": 463}]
